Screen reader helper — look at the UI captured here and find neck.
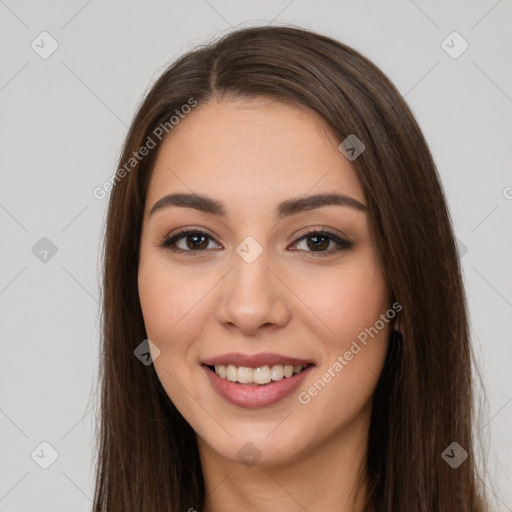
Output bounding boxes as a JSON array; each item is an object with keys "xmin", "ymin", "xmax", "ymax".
[{"xmin": 198, "ymin": 402, "xmax": 372, "ymax": 512}]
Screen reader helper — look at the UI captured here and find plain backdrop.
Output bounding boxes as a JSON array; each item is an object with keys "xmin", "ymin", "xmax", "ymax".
[{"xmin": 0, "ymin": 1, "xmax": 511, "ymax": 510}]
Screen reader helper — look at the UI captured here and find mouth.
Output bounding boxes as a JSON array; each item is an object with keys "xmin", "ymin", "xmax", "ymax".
[
  {"xmin": 201, "ymin": 359, "xmax": 315, "ymax": 408},
  {"xmin": 204, "ymin": 363, "xmax": 314, "ymax": 386}
]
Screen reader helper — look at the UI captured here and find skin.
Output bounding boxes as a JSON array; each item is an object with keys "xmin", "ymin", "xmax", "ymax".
[{"xmin": 137, "ymin": 96, "xmax": 394, "ymax": 511}]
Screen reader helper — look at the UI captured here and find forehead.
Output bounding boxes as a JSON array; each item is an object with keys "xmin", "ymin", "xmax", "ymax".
[{"xmin": 145, "ymin": 97, "xmax": 366, "ymax": 215}]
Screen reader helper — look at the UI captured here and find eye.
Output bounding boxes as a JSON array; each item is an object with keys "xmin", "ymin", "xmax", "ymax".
[
  {"xmin": 158, "ymin": 227, "xmax": 353, "ymax": 256},
  {"xmin": 290, "ymin": 229, "xmax": 353, "ymax": 256},
  {"xmin": 158, "ymin": 228, "xmax": 221, "ymax": 256}
]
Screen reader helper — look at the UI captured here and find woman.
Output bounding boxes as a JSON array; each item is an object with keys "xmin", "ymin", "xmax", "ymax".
[{"xmin": 93, "ymin": 25, "xmax": 489, "ymax": 511}]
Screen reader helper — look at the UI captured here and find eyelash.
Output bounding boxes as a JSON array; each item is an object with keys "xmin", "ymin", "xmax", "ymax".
[{"xmin": 158, "ymin": 227, "xmax": 353, "ymax": 257}]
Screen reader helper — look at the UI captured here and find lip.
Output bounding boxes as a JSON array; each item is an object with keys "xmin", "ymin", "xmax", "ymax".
[
  {"xmin": 202, "ymin": 363, "xmax": 315, "ymax": 408},
  {"xmin": 201, "ymin": 352, "xmax": 315, "ymax": 368}
]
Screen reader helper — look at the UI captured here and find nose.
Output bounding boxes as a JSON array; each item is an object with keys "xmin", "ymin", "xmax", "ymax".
[{"xmin": 216, "ymin": 247, "xmax": 292, "ymax": 336}]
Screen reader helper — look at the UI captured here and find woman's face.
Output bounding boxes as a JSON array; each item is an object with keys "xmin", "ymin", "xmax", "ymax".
[{"xmin": 138, "ymin": 96, "xmax": 393, "ymax": 466}]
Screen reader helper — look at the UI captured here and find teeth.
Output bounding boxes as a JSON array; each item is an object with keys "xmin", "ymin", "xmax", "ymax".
[
  {"xmin": 271, "ymin": 365, "xmax": 283, "ymax": 381},
  {"xmin": 253, "ymin": 366, "xmax": 271, "ymax": 384},
  {"xmin": 226, "ymin": 365, "xmax": 237, "ymax": 382},
  {"xmin": 237, "ymin": 366, "xmax": 253, "ymax": 384},
  {"xmin": 214, "ymin": 364, "xmax": 307, "ymax": 385},
  {"xmin": 218, "ymin": 365, "xmax": 227, "ymax": 379}
]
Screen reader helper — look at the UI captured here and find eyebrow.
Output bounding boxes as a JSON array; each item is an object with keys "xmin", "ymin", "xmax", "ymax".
[{"xmin": 149, "ymin": 192, "xmax": 368, "ymax": 218}]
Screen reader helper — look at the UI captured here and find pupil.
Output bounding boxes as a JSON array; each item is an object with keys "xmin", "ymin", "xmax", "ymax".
[
  {"xmin": 187, "ymin": 234, "xmax": 208, "ymax": 250},
  {"xmin": 308, "ymin": 235, "xmax": 328, "ymax": 251}
]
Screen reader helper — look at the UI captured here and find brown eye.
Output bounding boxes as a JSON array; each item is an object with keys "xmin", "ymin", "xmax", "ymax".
[
  {"xmin": 159, "ymin": 228, "xmax": 353, "ymax": 257},
  {"xmin": 159, "ymin": 229, "xmax": 221, "ymax": 255},
  {"xmin": 291, "ymin": 230, "xmax": 353, "ymax": 255}
]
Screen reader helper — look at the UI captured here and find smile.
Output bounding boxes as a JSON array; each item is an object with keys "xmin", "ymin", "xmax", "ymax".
[
  {"xmin": 209, "ymin": 363, "xmax": 312, "ymax": 385},
  {"xmin": 202, "ymin": 362, "xmax": 315, "ymax": 408}
]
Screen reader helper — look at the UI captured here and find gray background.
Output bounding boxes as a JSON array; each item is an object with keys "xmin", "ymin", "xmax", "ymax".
[{"xmin": 1, "ymin": 1, "xmax": 511, "ymax": 510}]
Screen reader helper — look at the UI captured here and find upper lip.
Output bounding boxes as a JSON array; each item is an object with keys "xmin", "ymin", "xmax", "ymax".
[{"xmin": 201, "ymin": 352, "xmax": 315, "ymax": 368}]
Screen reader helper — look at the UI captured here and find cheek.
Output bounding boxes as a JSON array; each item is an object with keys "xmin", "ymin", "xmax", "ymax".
[
  {"xmin": 137, "ymin": 258, "xmax": 209, "ymax": 410},
  {"xmin": 291, "ymin": 251, "xmax": 391, "ymax": 407},
  {"xmin": 291, "ymin": 251, "xmax": 390, "ymax": 347},
  {"xmin": 294, "ymin": 295, "xmax": 390, "ymax": 444},
  {"xmin": 137, "ymin": 257, "xmax": 209, "ymax": 347},
  {"xmin": 329, "ymin": 280, "xmax": 389, "ymax": 346}
]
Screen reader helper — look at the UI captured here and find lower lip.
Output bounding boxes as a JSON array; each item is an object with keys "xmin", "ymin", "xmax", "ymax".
[{"xmin": 202, "ymin": 364, "xmax": 314, "ymax": 408}]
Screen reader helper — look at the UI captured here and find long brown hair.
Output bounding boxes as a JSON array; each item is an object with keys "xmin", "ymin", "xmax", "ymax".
[{"xmin": 92, "ymin": 25, "xmax": 489, "ymax": 511}]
